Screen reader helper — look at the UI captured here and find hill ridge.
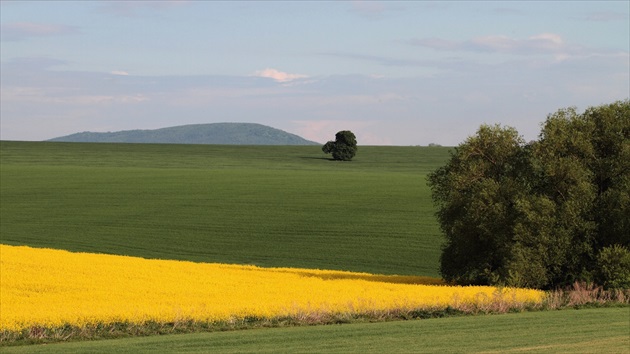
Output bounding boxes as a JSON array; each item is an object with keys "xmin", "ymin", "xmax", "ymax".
[{"xmin": 48, "ymin": 123, "xmax": 320, "ymax": 145}]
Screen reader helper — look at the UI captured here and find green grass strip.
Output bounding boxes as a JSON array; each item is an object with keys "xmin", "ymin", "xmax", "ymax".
[{"xmin": 3, "ymin": 307, "xmax": 628, "ymax": 353}]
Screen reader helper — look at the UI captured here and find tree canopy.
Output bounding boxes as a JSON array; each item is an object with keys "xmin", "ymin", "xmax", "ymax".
[
  {"xmin": 428, "ymin": 100, "xmax": 629, "ymax": 289},
  {"xmin": 322, "ymin": 130, "xmax": 358, "ymax": 161}
]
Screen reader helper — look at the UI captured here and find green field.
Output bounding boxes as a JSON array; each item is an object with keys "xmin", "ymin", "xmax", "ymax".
[
  {"xmin": 0, "ymin": 141, "xmax": 450, "ymax": 276},
  {"xmin": 3, "ymin": 308, "xmax": 628, "ymax": 353},
  {"xmin": 4, "ymin": 141, "xmax": 627, "ymax": 352}
]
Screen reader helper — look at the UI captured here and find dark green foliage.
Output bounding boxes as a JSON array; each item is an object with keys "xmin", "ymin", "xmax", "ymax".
[
  {"xmin": 428, "ymin": 124, "xmax": 531, "ymax": 286},
  {"xmin": 322, "ymin": 130, "xmax": 358, "ymax": 161},
  {"xmin": 595, "ymin": 245, "xmax": 630, "ymax": 289},
  {"xmin": 428, "ymin": 100, "xmax": 630, "ymax": 289}
]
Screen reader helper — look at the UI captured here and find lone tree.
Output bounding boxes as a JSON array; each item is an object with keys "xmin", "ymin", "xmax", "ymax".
[
  {"xmin": 322, "ymin": 130, "xmax": 358, "ymax": 161},
  {"xmin": 428, "ymin": 100, "xmax": 630, "ymax": 289}
]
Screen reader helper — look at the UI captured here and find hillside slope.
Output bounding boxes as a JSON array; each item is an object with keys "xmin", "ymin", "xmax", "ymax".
[
  {"xmin": 0, "ymin": 142, "xmax": 451, "ymax": 276},
  {"xmin": 48, "ymin": 123, "xmax": 320, "ymax": 145}
]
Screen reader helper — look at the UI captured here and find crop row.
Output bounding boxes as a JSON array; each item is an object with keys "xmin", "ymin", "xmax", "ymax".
[{"xmin": 1, "ymin": 244, "xmax": 544, "ymax": 333}]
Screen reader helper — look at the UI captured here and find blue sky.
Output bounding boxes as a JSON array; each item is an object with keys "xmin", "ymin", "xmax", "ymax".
[{"xmin": 1, "ymin": 1, "xmax": 628, "ymax": 145}]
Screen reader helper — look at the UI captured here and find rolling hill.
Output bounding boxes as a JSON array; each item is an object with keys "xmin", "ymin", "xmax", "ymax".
[{"xmin": 47, "ymin": 123, "xmax": 320, "ymax": 145}]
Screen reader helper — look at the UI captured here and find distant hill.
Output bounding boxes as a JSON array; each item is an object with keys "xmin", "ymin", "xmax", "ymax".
[{"xmin": 48, "ymin": 123, "xmax": 320, "ymax": 145}]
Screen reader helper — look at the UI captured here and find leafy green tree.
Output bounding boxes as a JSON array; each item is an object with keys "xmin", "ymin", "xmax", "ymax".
[
  {"xmin": 428, "ymin": 124, "xmax": 531, "ymax": 285},
  {"xmin": 526, "ymin": 107, "xmax": 598, "ymax": 286},
  {"xmin": 582, "ymin": 102, "xmax": 630, "ymax": 249},
  {"xmin": 322, "ymin": 131, "xmax": 358, "ymax": 161},
  {"xmin": 594, "ymin": 244, "xmax": 630, "ymax": 289},
  {"xmin": 428, "ymin": 100, "xmax": 629, "ymax": 289},
  {"xmin": 527, "ymin": 100, "xmax": 630, "ymax": 285}
]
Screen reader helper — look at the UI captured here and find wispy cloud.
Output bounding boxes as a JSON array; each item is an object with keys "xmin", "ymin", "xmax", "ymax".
[
  {"xmin": 291, "ymin": 120, "xmax": 390, "ymax": 145},
  {"xmin": 1, "ymin": 57, "xmax": 69, "ymax": 71},
  {"xmin": 98, "ymin": 0, "xmax": 191, "ymax": 17},
  {"xmin": 349, "ymin": 1, "xmax": 388, "ymax": 19},
  {"xmin": 493, "ymin": 7, "xmax": 524, "ymax": 16},
  {"xmin": 410, "ymin": 33, "xmax": 576, "ymax": 55},
  {"xmin": 253, "ymin": 68, "xmax": 308, "ymax": 83},
  {"xmin": 1, "ymin": 22, "xmax": 78, "ymax": 41},
  {"xmin": 321, "ymin": 52, "xmax": 434, "ymax": 68},
  {"xmin": 408, "ymin": 32, "xmax": 628, "ymax": 62},
  {"xmin": 320, "ymin": 51, "xmax": 487, "ymax": 74},
  {"xmin": 2, "ymin": 53, "xmax": 627, "ymax": 145},
  {"xmin": 577, "ymin": 11, "xmax": 629, "ymax": 22},
  {"xmin": 2, "ymin": 86, "xmax": 149, "ymax": 105}
]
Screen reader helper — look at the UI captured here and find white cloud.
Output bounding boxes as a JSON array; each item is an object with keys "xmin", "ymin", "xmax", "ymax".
[
  {"xmin": 253, "ymin": 68, "xmax": 308, "ymax": 82},
  {"xmin": 110, "ymin": 70, "xmax": 130, "ymax": 76}
]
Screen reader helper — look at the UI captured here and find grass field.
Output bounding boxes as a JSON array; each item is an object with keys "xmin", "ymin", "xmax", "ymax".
[
  {"xmin": 0, "ymin": 141, "xmax": 450, "ymax": 276},
  {"xmin": 2, "ymin": 141, "xmax": 627, "ymax": 352},
  {"xmin": 3, "ymin": 307, "xmax": 628, "ymax": 353}
]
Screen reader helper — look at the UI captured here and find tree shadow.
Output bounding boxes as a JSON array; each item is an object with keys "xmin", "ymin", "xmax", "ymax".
[
  {"xmin": 267, "ymin": 268, "xmax": 445, "ymax": 285},
  {"xmin": 300, "ymin": 156, "xmax": 335, "ymax": 161}
]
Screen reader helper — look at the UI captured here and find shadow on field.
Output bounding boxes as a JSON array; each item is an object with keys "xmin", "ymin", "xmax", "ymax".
[
  {"xmin": 271, "ymin": 269, "xmax": 445, "ymax": 285},
  {"xmin": 300, "ymin": 156, "xmax": 335, "ymax": 161}
]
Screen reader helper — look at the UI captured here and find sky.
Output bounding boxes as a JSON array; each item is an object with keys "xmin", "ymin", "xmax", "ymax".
[{"xmin": 1, "ymin": 1, "xmax": 628, "ymax": 146}]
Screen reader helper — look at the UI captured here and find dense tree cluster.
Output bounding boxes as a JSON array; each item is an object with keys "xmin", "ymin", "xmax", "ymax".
[
  {"xmin": 428, "ymin": 100, "xmax": 630, "ymax": 289},
  {"xmin": 322, "ymin": 130, "xmax": 358, "ymax": 161}
]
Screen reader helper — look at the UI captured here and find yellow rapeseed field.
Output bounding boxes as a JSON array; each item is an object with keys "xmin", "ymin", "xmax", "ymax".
[{"xmin": 0, "ymin": 244, "xmax": 544, "ymax": 332}]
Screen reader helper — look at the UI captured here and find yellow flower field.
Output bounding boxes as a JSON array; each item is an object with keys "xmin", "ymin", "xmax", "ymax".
[{"xmin": 0, "ymin": 244, "xmax": 544, "ymax": 332}]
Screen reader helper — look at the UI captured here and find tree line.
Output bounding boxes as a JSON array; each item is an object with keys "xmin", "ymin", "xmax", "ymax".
[{"xmin": 428, "ymin": 100, "xmax": 629, "ymax": 289}]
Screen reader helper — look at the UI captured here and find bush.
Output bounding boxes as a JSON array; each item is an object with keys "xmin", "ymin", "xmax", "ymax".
[{"xmin": 595, "ymin": 245, "xmax": 630, "ymax": 289}]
